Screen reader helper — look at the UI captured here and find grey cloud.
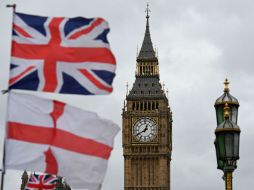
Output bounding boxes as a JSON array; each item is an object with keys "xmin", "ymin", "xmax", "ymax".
[{"xmin": 1, "ymin": 0, "xmax": 254, "ymax": 189}]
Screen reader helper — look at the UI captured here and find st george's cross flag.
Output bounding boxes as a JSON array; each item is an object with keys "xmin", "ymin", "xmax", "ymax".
[
  {"xmin": 25, "ymin": 173, "xmax": 57, "ymax": 190},
  {"xmin": 5, "ymin": 92, "xmax": 120, "ymax": 189},
  {"xmin": 9, "ymin": 12, "xmax": 116, "ymax": 95}
]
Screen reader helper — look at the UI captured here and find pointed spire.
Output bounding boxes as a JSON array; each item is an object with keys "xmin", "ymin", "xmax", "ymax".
[
  {"xmin": 145, "ymin": 2, "xmax": 150, "ymax": 19},
  {"xmin": 137, "ymin": 3, "xmax": 157, "ymax": 61}
]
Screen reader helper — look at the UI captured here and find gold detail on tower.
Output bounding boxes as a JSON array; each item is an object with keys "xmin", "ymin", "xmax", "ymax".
[{"xmin": 136, "ymin": 62, "xmax": 159, "ymax": 76}]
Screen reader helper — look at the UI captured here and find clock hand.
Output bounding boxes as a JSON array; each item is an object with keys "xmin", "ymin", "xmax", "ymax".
[
  {"xmin": 136, "ymin": 130, "xmax": 143, "ymax": 136},
  {"xmin": 143, "ymin": 125, "xmax": 148, "ymax": 133},
  {"xmin": 136, "ymin": 125, "xmax": 148, "ymax": 136}
]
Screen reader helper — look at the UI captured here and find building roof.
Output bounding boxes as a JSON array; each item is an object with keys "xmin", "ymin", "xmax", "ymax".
[
  {"xmin": 127, "ymin": 77, "xmax": 166, "ymax": 100},
  {"xmin": 137, "ymin": 14, "xmax": 157, "ymax": 61}
]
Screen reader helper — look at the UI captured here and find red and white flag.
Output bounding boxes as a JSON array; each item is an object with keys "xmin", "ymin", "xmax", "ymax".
[{"xmin": 5, "ymin": 92, "xmax": 119, "ymax": 189}]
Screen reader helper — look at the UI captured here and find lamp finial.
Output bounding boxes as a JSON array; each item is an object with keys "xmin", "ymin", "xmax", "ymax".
[{"xmin": 224, "ymin": 78, "xmax": 230, "ymax": 92}]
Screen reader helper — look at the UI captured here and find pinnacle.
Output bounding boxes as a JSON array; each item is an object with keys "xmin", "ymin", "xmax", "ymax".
[{"xmin": 137, "ymin": 12, "xmax": 156, "ymax": 61}]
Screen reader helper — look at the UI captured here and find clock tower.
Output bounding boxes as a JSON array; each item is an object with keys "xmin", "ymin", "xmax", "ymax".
[{"xmin": 122, "ymin": 6, "xmax": 173, "ymax": 190}]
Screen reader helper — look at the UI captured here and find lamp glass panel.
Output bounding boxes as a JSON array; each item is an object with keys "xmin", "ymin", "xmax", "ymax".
[
  {"xmin": 217, "ymin": 134, "xmax": 226, "ymax": 159},
  {"xmin": 225, "ymin": 133, "xmax": 234, "ymax": 158},
  {"xmin": 215, "ymin": 140, "xmax": 224, "ymax": 170},
  {"xmin": 231, "ymin": 107, "xmax": 238, "ymax": 124},
  {"xmin": 234, "ymin": 133, "xmax": 240, "ymax": 158},
  {"xmin": 216, "ymin": 106, "xmax": 224, "ymax": 125}
]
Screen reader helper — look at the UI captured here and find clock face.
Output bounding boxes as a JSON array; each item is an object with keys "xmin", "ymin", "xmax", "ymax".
[{"xmin": 133, "ymin": 118, "xmax": 158, "ymax": 142}]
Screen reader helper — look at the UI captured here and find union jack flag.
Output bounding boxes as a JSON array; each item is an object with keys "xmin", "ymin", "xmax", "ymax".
[
  {"xmin": 25, "ymin": 173, "xmax": 57, "ymax": 190},
  {"xmin": 10, "ymin": 12, "xmax": 116, "ymax": 95}
]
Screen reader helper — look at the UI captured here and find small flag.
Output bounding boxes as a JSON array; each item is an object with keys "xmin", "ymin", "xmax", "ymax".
[
  {"xmin": 25, "ymin": 173, "xmax": 57, "ymax": 190},
  {"xmin": 10, "ymin": 12, "xmax": 116, "ymax": 95},
  {"xmin": 6, "ymin": 92, "xmax": 119, "ymax": 189}
]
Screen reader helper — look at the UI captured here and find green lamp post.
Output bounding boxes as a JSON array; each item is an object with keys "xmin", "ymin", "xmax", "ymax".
[
  {"xmin": 214, "ymin": 79, "xmax": 240, "ymax": 171},
  {"xmin": 214, "ymin": 79, "xmax": 241, "ymax": 190}
]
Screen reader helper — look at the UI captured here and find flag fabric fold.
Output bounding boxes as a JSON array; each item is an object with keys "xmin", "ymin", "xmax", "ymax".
[
  {"xmin": 10, "ymin": 12, "xmax": 116, "ymax": 95},
  {"xmin": 6, "ymin": 92, "xmax": 120, "ymax": 189}
]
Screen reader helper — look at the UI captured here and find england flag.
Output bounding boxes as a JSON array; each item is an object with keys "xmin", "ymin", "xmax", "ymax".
[{"xmin": 6, "ymin": 92, "xmax": 119, "ymax": 189}]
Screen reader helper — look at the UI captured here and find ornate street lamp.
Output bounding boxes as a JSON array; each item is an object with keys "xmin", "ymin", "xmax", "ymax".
[
  {"xmin": 214, "ymin": 79, "xmax": 240, "ymax": 172},
  {"xmin": 215, "ymin": 103, "xmax": 241, "ymax": 190}
]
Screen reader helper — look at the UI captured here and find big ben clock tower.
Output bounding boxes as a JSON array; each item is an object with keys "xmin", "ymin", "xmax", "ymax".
[{"xmin": 122, "ymin": 5, "xmax": 173, "ymax": 190}]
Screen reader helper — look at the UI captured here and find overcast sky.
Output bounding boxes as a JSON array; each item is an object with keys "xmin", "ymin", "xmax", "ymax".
[{"xmin": 1, "ymin": 0, "xmax": 254, "ymax": 189}]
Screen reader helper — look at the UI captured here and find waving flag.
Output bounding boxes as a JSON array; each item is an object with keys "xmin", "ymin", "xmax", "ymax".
[
  {"xmin": 10, "ymin": 12, "xmax": 116, "ymax": 95},
  {"xmin": 25, "ymin": 173, "xmax": 57, "ymax": 190},
  {"xmin": 6, "ymin": 92, "xmax": 119, "ymax": 189}
]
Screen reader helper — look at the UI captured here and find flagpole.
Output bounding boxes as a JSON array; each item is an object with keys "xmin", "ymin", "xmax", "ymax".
[
  {"xmin": 0, "ymin": 4, "xmax": 16, "ymax": 190},
  {"xmin": 0, "ymin": 140, "xmax": 6, "ymax": 190},
  {"xmin": 0, "ymin": 90, "xmax": 8, "ymax": 190}
]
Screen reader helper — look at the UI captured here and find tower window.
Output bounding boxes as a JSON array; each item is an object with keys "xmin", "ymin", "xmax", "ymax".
[{"xmin": 152, "ymin": 102, "xmax": 155, "ymax": 110}]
